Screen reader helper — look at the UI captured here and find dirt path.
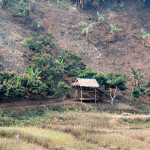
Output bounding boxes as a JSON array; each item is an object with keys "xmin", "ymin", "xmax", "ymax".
[
  {"xmin": 0, "ymin": 99, "xmax": 81, "ymax": 110},
  {"xmin": 0, "ymin": 98, "xmax": 150, "ymax": 120},
  {"xmin": 107, "ymin": 114, "xmax": 150, "ymax": 119}
]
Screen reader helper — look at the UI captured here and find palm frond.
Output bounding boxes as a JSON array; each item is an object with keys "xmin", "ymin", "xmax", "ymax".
[
  {"xmin": 81, "ymin": 21, "xmax": 88, "ymax": 26},
  {"xmin": 110, "ymin": 24, "xmax": 114, "ymax": 29},
  {"xmin": 131, "ymin": 68, "xmax": 137, "ymax": 77},
  {"xmin": 82, "ymin": 28, "xmax": 86, "ymax": 34}
]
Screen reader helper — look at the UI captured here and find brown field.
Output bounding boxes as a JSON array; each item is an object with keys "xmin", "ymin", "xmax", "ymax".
[{"xmin": 0, "ymin": 104, "xmax": 150, "ymax": 150}]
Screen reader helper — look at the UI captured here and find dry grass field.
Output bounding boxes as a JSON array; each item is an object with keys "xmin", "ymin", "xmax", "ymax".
[{"xmin": 0, "ymin": 108, "xmax": 150, "ymax": 150}]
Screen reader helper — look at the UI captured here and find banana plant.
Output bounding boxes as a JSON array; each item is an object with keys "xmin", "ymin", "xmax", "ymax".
[
  {"xmin": 110, "ymin": 24, "xmax": 122, "ymax": 34},
  {"xmin": 27, "ymin": 67, "xmax": 42, "ymax": 79},
  {"xmin": 141, "ymin": 28, "xmax": 150, "ymax": 39},
  {"xmin": 97, "ymin": 12, "xmax": 105, "ymax": 21},
  {"xmin": 131, "ymin": 68, "xmax": 145, "ymax": 88},
  {"xmin": 81, "ymin": 21, "xmax": 98, "ymax": 41},
  {"xmin": 34, "ymin": 19, "xmax": 42, "ymax": 28}
]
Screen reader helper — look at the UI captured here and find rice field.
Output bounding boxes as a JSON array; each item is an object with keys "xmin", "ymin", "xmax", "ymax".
[{"xmin": 0, "ymin": 110, "xmax": 150, "ymax": 150}]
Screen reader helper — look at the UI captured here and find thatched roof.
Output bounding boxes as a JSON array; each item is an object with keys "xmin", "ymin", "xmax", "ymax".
[{"xmin": 71, "ymin": 78, "xmax": 99, "ymax": 88}]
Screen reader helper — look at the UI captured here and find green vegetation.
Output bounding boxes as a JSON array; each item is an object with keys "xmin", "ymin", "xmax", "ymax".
[
  {"xmin": 59, "ymin": 49, "xmax": 86, "ymax": 76},
  {"xmin": 97, "ymin": 12, "xmax": 105, "ymax": 21},
  {"xmin": 141, "ymin": 28, "xmax": 150, "ymax": 39},
  {"xmin": 27, "ymin": 67, "xmax": 41, "ymax": 79},
  {"xmin": 0, "ymin": 32, "xmax": 88, "ymax": 98},
  {"xmin": 131, "ymin": 68, "xmax": 149, "ymax": 99},
  {"xmin": 74, "ymin": 0, "xmax": 150, "ymax": 10},
  {"xmin": 55, "ymin": 81, "xmax": 71, "ymax": 98},
  {"xmin": 0, "ymin": 72, "xmax": 47, "ymax": 97},
  {"xmin": 81, "ymin": 21, "xmax": 98, "ymax": 41},
  {"xmin": 13, "ymin": 1, "xmax": 29, "ymax": 17},
  {"xmin": 110, "ymin": 24, "xmax": 122, "ymax": 34},
  {"xmin": 77, "ymin": 68, "xmax": 97, "ymax": 78},
  {"xmin": 34, "ymin": 19, "xmax": 42, "ymax": 28},
  {"xmin": 25, "ymin": 33, "xmax": 55, "ymax": 53},
  {"xmin": 131, "ymin": 68, "xmax": 145, "ymax": 88}
]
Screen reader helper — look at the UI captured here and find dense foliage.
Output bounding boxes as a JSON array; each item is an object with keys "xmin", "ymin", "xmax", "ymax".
[
  {"xmin": 0, "ymin": 72, "xmax": 47, "ymax": 97},
  {"xmin": 13, "ymin": 1, "xmax": 29, "ymax": 17},
  {"xmin": 131, "ymin": 68, "xmax": 149, "ymax": 99},
  {"xmin": 59, "ymin": 49, "xmax": 86, "ymax": 76},
  {"xmin": 0, "ymin": 30, "xmax": 88, "ymax": 99},
  {"xmin": 25, "ymin": 33, "xmax": 55, "ymax": 53}
]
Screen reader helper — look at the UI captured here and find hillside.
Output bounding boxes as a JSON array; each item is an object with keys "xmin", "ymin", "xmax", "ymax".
[
  {"xmin": 0, "ymin": 1, "xmax": 149, "ymax": 81},
  {"xmin": 0, "ymin": 9, "xmax": 30, "ymax": 73}
]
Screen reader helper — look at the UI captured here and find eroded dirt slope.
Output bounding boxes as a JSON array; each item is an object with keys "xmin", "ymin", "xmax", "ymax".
[
  {"xmin": 0, "ymin": 10, "xmax": 29, "ymax": 73},
  {"xmin": 36, "ymin": 1, "xmax": 150, "ymax": 80},
  {"xmin": 0, "ymin": 1, "xmax": 149, "ymax": 80}
]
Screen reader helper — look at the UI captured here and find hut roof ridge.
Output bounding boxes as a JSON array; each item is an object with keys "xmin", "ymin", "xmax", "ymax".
[{"xmin": 71, "ymin": 78, "xmax": 99, "ymax": 88}]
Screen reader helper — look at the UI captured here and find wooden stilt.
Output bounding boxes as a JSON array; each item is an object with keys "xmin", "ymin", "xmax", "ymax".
[
  {"xmin": 81, "ymin": 87, "xmax": 83, "ymax": 102},
  {"xmin": 95, "ymin": 88, "xmax": 97, "ymax": 104}
]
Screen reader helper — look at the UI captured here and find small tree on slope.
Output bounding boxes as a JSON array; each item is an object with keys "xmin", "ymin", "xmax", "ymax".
[{"xmin": 106, "ymin": 72, "xmax": 127, "ymax": 105}]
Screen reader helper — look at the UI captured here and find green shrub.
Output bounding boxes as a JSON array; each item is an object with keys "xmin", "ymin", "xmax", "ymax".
[
  {"xmin": 94, "ymin": 73, "xmax": 108, "ymax": 87},
  {"xmin": 55, "ymin": 81, "xmax": 71, "ymax": 97},
  {"xmin": 31, "ymin": 53, "xmax": 63, "ymax": 79},
  {"xmin": 59, "ymin": 49, "xmax": 86, "ymax": 76},
  {"xmin": 25, "ymin": 38, "xmax": 43, "ymax": 53},
  {"xmin": 26, "ymin": 78, "xmax": 47, "ymax": 95},
  {"xmin": 0, "ymin": 74, "xmax": 24, "ymax": 97},
  {"xmin": 38, "ymin": 33, "xmax": 55, "ymax": 48},
  {"xmin": 30, "ymin": 53, "xmax": 64, "ymax": 96},
  {"xmin": 46, "ymin": 76, "xmax": 56, "ymax": 95},
  {"xmin": 132, "ymin": 88, "xmax": 140, "ymax": 99},
  {"xmin": 77, "ymin": 68, "xmax": 97, "ymax": 78},
  {"xmin": 0, "ymin": 71, "xmax": 16, "ymax": 84},
  {"xmin": 106, "ymin": 72, "xmax": 127, "ymax": 90},
  {"xmin": 25, "ymin": 33, "xmax": 55, "ymax": 53},
  {"xmin": 0, "ymin": 72, "xmax": 48, "ymax": 97},
  {"xmin": 13, "ymin": 1, "xmax": 29, "ymax": 18}
]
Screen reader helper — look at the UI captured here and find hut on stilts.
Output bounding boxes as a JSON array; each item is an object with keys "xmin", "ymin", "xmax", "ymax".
[{"xmin": 71, "ymin": 78, "xmax": 107, "ymax": 103}]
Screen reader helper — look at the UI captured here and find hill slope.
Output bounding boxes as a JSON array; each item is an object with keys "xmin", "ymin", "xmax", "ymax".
[
  {"xmin": 0, "ymin": 1, "xmax": 149, "ymax": 80},
  {"xmin": 0, "ymin": 10, "xmax": 29, "ymax": 73}
]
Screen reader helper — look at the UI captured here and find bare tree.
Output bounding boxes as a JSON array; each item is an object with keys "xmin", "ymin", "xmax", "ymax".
[{"xmin": 109, "ymin": 87, "xmax": 120, "ymax": 105}]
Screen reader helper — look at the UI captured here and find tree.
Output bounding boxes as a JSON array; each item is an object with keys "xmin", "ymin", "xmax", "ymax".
[
  {"xmin": 56, "ymin": 81, "xmax": 71, "ymax": 101},
  {"xmin": 107, "ymin": 72, "xmax": 127, "ymax": 105},
  {"xmin": 131, "ymin": 68, "xmax": 145, "ymax": 88},
  {"xmin": 94, "ymin": 73, "xmax": 108, "ymax": 88},
  {"xmin": 81, "ymin": 21, "xmax": 98, "ymax": 41},
  {"xmin": 131, "ymin": 68, "xmax": 146, "ymax": 100},
  {"xmin": 77, "ymin": 69, "xmax": 97, "ymax": 78},
  {"xmin": 59, "ymin": 49, "xmax": 86, "ymax": 76}
]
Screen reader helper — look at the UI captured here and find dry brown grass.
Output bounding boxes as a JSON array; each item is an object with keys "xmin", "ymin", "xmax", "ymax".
[{"xmin": 0, "ymin": 110, "xmax": 150, "ymax": 149}]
